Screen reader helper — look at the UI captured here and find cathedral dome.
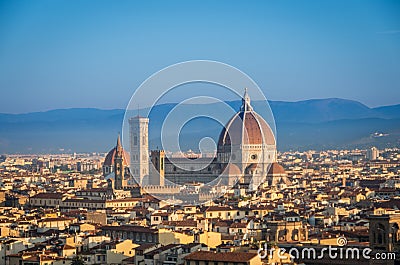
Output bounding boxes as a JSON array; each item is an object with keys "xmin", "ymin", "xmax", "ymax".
[
  {"xmin": 218, "ymin": 89, "xmax": 275, "ymax": 147},
  {"xmin": 103, "ymin": 135, "xmax": 130, "ymax": 167},
  {"xmin": 221, "ymin": 163, "xmax": 241, "ymax": 176},
  {"xmin": 267, "ymin": 162, "xmax": 286, "ymax": 175},
  {"xmin": 104, "ymin": 147, "xmax": 130, "ymax": 167}
]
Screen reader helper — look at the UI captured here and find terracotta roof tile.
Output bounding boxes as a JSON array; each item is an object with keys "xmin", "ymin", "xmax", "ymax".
[{"xmin": 185, "ymin": 251, "xmax": 258, "ymax": 262}]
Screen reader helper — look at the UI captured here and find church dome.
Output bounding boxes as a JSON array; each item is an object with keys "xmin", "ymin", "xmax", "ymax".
[
  {"xmin": 267, "ymin": 162, "xmax": 286, "ymax": 175},
  {"xmin": 103, "ymin": 135, "xmax": 130, "ymax": 167},
  {"xmin": 104, "ymin": 147, "xmax": 130, "ymax": 167},
  {"xmin": 221, "ymin": 163, "xmax": 241, "ymax": 176},
  {"xmin": 218, "ymin": 89, "xmax": 275, "ymax": 147}
]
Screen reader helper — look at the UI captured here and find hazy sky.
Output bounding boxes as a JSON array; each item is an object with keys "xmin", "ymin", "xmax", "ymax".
[{"xmin": 0, "ymin": 0, "xmax": 399, "ymax": 113}]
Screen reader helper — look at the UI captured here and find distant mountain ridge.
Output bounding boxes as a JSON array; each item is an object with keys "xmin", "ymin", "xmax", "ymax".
[
  {"xmin": 0, "ymin": 98, "xmax": 399, "ymax": 153},
  {"xmin": 270, "ymin": 98, "xmax": 375, "ymax": 122}
]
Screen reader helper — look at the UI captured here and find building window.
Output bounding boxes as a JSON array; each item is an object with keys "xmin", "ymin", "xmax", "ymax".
[{"xmin": 134, "ymin": 136, "xmax": 138, "ymax": 145}]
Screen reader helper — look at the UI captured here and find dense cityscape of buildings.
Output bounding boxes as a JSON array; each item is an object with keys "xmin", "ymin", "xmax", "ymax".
[
  {"xmin": 0, "ymin": 92, "xmax": 399, "ymax": 265},
  {"xmin": 1, "ymin": 145, "xmax": 400, "ymax": 264}
]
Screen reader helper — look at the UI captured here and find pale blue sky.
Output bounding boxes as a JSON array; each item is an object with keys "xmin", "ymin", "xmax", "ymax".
[{"xmin": 0, "ymin": 0, "xmax": 399, "ymax": 113}]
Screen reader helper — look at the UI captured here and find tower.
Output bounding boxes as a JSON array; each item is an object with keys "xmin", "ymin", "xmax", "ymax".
[
  {"xmin": 114, "ymin": 134, "xmax": 124, "ymax": 189},
  {"xmin": 129, "ymin": 116, "xmax": 149, "ymax": 185},
  {"xmin": 369, "ymin": 214, "xmax": 400, "ymax": 260},
  {"xmin": 150, "ymin": 150, "xmax": 165, "ymax": 186},
  {"xmin": 367, "ymin": 146, "xmax": 379, "ymax": 160}
]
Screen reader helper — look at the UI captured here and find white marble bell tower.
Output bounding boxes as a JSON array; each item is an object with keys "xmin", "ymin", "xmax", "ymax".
[{"xmin": 129, "ymin": 116, "xmax": 149, "ymax": 185}]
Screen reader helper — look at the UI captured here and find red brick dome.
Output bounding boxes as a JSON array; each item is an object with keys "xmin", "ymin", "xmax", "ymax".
[
  {"xmin": 221, "ymin": 163, "xmax": 241, "ymax": 176},
  {"xmin": 104, "ymin": 147, "xmax": 130, "ymax": 167},
  {"xmin": 267, "ymin": 162, "xmax": 286, "ymax": 175},
  {"xmin": 218, "ymin": 90, "xmax": 275, "ymax": 147},
  {"xmin": 104, "ymin": 135, "xmax": 130, "ymax": 167}
]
